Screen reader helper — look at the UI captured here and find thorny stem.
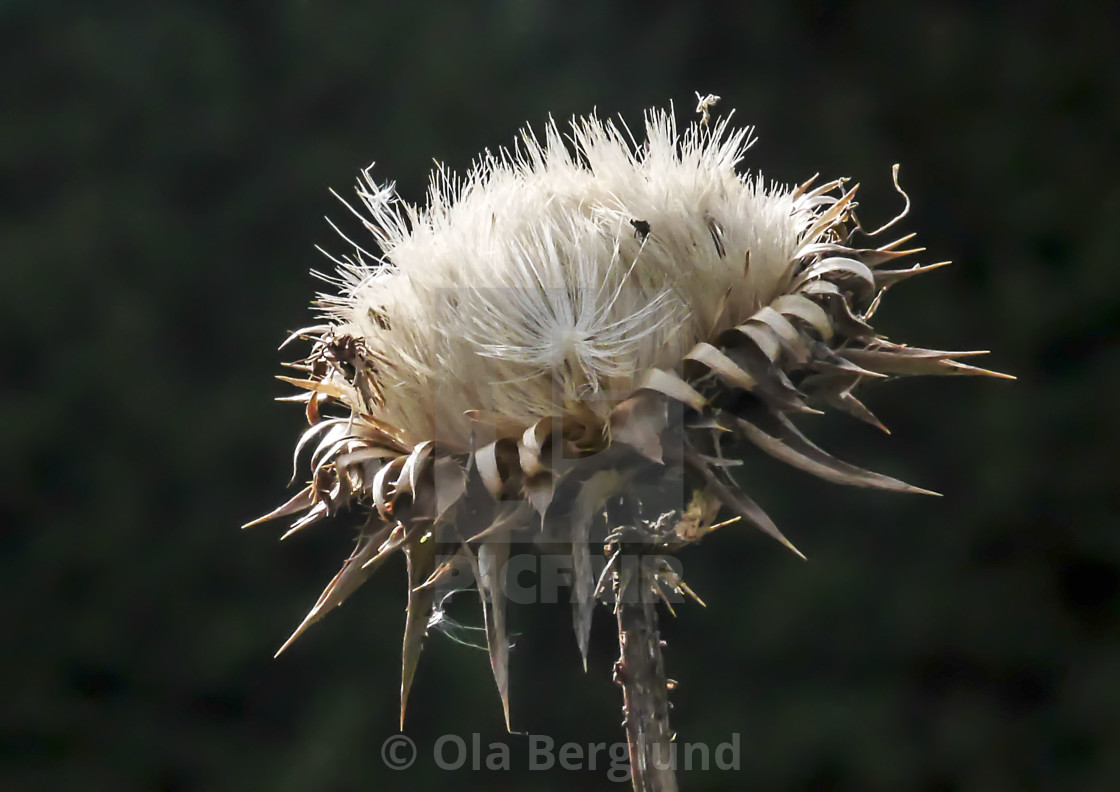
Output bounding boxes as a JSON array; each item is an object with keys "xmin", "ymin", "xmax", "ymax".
[{"xmin": 613, "ymin": 534, "xmax": 678, "ymax": 792}]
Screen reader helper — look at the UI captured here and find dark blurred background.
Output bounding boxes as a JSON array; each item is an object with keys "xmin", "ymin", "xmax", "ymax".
[{"xmin": 3, "ymin": 1, "xmax": 1118, "ymax": 790}]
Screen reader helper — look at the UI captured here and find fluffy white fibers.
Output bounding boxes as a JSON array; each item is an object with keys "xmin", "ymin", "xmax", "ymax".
[{"xmin": 318, "ymin": 108, "xmax": 837, "ymax": 448}]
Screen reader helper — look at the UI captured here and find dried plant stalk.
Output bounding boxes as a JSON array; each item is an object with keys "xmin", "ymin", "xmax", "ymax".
[{"xmin": 613, "ymin": 536, "xmax": 678, "ymax": 792}]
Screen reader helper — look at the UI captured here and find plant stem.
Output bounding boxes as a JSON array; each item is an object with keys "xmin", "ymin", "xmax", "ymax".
[{"xmin": 614, "ymin": 542, "xmax": 678, "ymax": 792}]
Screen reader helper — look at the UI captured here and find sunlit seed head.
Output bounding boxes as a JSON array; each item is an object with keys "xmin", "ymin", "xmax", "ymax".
[{"xmin": 315, "ymin": 108, "xmax": 829, "ymax": 446}]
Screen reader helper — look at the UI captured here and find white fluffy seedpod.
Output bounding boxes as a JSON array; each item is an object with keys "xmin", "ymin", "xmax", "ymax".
[
  {"xmin": 249, "ymin": 103, "xmax": 1009, "ymax": 729},
  {"xmin": 320, "ymin": 112, "xmax": 821, "ymax": 444}
]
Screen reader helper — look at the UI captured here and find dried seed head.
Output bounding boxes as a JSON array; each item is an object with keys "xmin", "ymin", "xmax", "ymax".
[{"xmin": 249, "ymin": 102, "xmax": 1011, "ymax": 728}]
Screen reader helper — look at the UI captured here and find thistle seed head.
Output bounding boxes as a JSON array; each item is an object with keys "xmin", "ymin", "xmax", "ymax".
[{"xmin": 249, "ymin": 103, "xmax": 1011, "ymax": 729}]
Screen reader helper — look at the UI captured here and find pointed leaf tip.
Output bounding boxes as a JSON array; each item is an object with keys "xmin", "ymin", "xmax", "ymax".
[
  {"xmin": 274, "ymin": 524, "xmax": 395, "ymax": 657},
  {"xmin": 474, "ymin": 541, "xmax": 513, "ymax": 731},
  {"xmin": 242, "ymin": 486, "xmax": 315, "ymax": 529},
  {"xmin": 685, "ymin": 448, "xmax": 806, "ymax": 559},
  {"xmin": 567, "ymin": 471, "xmax": 621, "ymax": 672},
  {"xmin": 732, "ymin": 414, "xmax": 937, "ymax": 496},
  {"xmin": 400, "ymin": 536, "xmax": 437, "ymax": 729}
]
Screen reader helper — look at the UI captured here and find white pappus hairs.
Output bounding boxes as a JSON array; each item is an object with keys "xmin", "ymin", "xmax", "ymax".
[
  {"xmin": 317, "ymin": 108, "xmax": 822, "ymax": 447},
  {"xmin": 250, "ymin": 100, "xmax": 1010, "ymax": 730}
]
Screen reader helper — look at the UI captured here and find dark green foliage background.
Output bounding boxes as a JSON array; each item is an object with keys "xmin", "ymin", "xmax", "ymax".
[{"xmin": 3, "ymin": 2, "xmax": 1117, "ymax": 790}]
